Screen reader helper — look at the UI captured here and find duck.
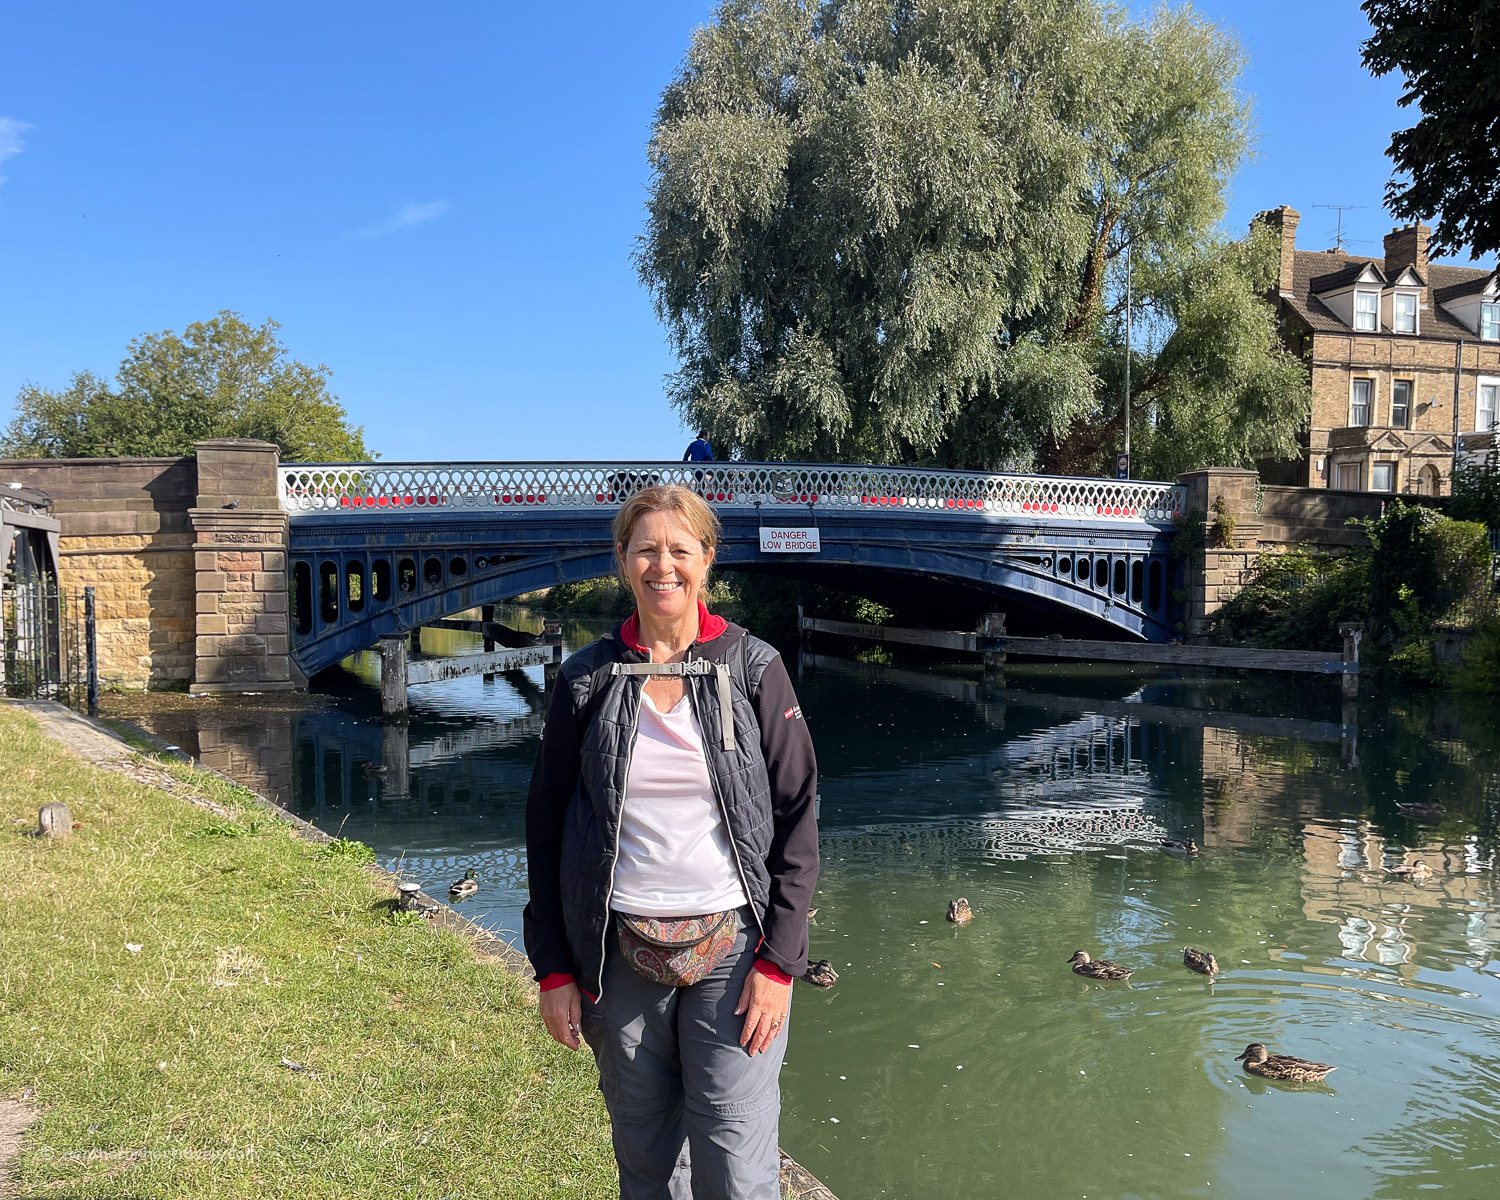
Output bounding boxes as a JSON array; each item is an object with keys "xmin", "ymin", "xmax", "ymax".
[
  {"xmin": 1160, "ymin": 838, "xmax": 1200, "ymax": 856},
  {"xmin": 449, "ymin": 869, "xmax": 479, "ymax": 899},
  {"xmin": 807, "ymin": 907, "xmax": 820, "ymax": 926},
  {"xmin": 361, "ymin": 762, "xmax": 388, "ymax": 777},
  {"xmin": 1182, "ymin": 946, "xmax": 1218, "ymax": 976},
  {"xmin": 802, "ymin": 960, "xmax": 839, "ymax": 988},
  {"xmin": 1386, "ymin": 859, "xmax": 1433, "ymax": 883},
  {"xmin": 1068, "ymin": 950, "xmax": 1133, "ymax": 981},
  {"xmin": 1234, "ymin": 1043, "xmax": 1336, "ymax": 1083},
  {"xmin": 947, "ymin": 898, "xmax": 974, "ymax": 925}
]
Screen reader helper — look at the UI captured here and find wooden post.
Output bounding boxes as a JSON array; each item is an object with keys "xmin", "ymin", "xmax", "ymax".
[
  {"xmin": 980, "ymin": 612, "xmax": 1007, "ymax": 680},
  {"xmin": 1340, "ymin": 699, "xmax": 1359, "ymax": 768},
  {"xmin": 380, "ymin": 634, "xmax": 408, "ymax": 719},
  {"xmin": 481, "ymin": 604, "xmax": 496, "ymax": 682},
  {"xmin": 381, "ymin": 719, "xmax": 410, "ymax": 796},
  {"xmin": 1339, "ymin": 621, "xmax": 1363, "ymax": 699},
  {"xmin": 542, "ymin": 619, "xmax": 563, "ymax": 689}
]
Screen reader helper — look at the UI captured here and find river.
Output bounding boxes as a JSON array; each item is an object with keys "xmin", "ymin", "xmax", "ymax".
[{"xmin": 118, "ymin": 611, "xmax": 1500, "ymax": 1200}]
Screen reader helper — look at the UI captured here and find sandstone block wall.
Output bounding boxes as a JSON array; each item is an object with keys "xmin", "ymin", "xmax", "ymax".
[{"xmin": 0, "ymin": 457, "xmax": 197, "ymax": 688}]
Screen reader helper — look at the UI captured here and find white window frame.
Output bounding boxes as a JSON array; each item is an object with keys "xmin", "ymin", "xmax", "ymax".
[
  {"xmin": 1393, "ymin": 291, "xmax": 1418, "ymax": 333},
  {"xmin": 1391, "ymin": 379, "xmax": 1412, "ymax": 428},
  {"xmin": 1354, "ymin": 290, "xmax": 1380, "ymax": 331},
  {"xmin": 1350, "ymin": 378, "xmax": 1372, "ymax": 427},
  {"xmin": 1482, "ymin": 301, "xmax": 1500, "ymax": 342},
  {"xmin": 1371, "ymin": 462, "xmax": 1396, "ymax": 493},
  {"xmin": 1477, "ymin": 377, "xmax": 1499, "ymax": 433}
]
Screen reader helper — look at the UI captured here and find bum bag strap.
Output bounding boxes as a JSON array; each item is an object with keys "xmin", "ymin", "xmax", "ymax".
[{"xmin": 610, "ymin": 660, "xmax": 736, "ymax": 752}]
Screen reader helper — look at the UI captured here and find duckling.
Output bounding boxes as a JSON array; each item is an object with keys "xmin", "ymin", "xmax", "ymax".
[
  {"xmin": 1182, "ymin": 946, "xmax": 1218, "ymax": 976},
  {"xmin": 1160, "ymin": 838, "xmax": 1200, "ymax": 856},
  {"xmin": 1234, "ymin": 1043, "xmax": 1336, "ymax": 1083},
  {"xmin": 1068, "ymin": 950, "xmax": 1133, "ymax": 981},
  {"xmin": 449, "ymin": 868, "xmax": 479, "ymax": 899},
  {"xmin": 947, "ymin": 898, "xmax": 974, "ymax": 925},
  {"xmin": 807, "ymin": 907, "xmax": 820, "ymax": 926},
  {"xmin": 1386, "ymin": 859, "xmax": 1433, "ymax": 883},
  {"xmin": 802, "ymin": 960, "xmax": 839, "ymax": 988}
]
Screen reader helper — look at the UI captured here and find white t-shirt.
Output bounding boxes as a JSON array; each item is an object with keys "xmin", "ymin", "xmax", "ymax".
[{"xmin": 608, "ymin": 690, "xmax": 749, "ymax": 917}]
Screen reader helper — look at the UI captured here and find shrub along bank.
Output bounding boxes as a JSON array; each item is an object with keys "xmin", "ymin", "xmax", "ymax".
[
  {"xmin": 1207, "ymin": 500, "xmax": 1498, "ymax": 692},
  {"xmin": 0, "ymin": 706, "xmax": 616, "ymax": 1199}
]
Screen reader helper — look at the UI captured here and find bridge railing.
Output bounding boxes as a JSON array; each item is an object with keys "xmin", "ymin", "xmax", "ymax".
[{"xmin": 278, "ymin": 462, "xmax": 1186, "ymax": 523}]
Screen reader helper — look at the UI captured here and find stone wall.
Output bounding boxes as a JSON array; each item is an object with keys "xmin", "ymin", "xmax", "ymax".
[{"xmin": 0, "ymin": 456, "xmax": 197, "ymax": 688}]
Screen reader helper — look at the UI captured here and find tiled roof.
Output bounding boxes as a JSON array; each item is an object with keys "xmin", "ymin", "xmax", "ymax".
[{"xmin": 1284, "ymin": 249, "xmax": 1494, "ymax": 342}]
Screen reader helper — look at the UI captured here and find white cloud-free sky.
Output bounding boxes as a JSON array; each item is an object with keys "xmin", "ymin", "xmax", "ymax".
[{"xmin": 0, "ymin": 2, "xmax": 1478, "ymax": 463}]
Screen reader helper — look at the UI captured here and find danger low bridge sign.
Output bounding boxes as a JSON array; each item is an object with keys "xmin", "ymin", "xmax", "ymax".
[{"xmin": 758, "ymin": 526, "xmax": 821, "ymax": 553}]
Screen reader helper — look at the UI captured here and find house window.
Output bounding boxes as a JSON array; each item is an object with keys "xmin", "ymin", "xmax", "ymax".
[
  {"xmin": 1354, "ymin": 290, "xmax": 1379, "ymax": 331},
  {"xmin": 1350, "ymin": 379, "xmax": 1372, "ymax": 426},
  {"xmin": 1371, "ymin": 462, "xmax": 1395, "ymax": 492},
  {"xmin": 1393, "ymin": 292, "xmax": 1417, "ymax": 333},
  {"xmin": 1391, "ymin": 380, "xmax": 1412, "ymax": 428},
  {"xmin": 1336, "ymin": 462, "xmax": 1361, "ymax": 490},
  {"xmin": 1479, "ymin": 380, "xmax": 1498, "ymax": 432},
  {"xmin": 1483, "ymin": 301, "xmax": 1500, "ymax": 341}
]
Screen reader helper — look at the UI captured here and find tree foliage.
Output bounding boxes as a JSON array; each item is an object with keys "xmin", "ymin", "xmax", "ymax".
[
  {"xmin": 2, "ymin": 312, "xmax": 370, "ymax": 462},
  {"xmin": 639, "ymin": 0, "xmax": 1308, "ymax": 475},
  {"xmin": 1362, "ymin": 0, "xmax": 1500, "ymax": 258}
]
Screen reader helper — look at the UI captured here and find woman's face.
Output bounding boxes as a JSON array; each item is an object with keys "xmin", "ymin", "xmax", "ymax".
[{"xmin": 620, "ymin": 509, "xmax": 714, "ymax": 628}]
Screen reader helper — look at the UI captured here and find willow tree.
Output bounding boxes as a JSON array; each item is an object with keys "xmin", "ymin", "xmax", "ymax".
[{"xmin": 638, "ymin": 0, "xmax": 1307, "ymax": 475}]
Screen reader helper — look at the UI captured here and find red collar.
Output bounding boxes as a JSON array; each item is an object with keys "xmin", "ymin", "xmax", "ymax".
[{"xmin": 619, "ymin": 600, "xmax": 727, "ymax": 654}]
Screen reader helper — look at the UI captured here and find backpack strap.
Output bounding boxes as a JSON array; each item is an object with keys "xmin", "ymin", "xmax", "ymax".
[{"xmin": 610, "ymin": 659, "xmax": 736, "ymax": 751}]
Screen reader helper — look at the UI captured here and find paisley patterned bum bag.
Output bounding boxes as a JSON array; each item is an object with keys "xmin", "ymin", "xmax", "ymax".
[{"xmin": 616, "ymin": 911, "xmax": 737, "ymax": 987}]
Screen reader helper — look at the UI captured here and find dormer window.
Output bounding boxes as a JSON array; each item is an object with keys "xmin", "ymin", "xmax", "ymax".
[
  {"xmin": 1354, "ymin": 290, "xmax": 1379, "ymax": 331},
  {"xmin": 1393, "ymin": 292, "xmax": 1418, "ymax": 333},
  {"xmin": 1483, "ymin": 301, "xmax": 1499, "ymax": 341}
]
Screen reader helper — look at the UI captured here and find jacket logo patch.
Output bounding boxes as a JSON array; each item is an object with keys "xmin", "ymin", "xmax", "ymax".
[{"xmin": 783, "ymin": 705, "xmax": 802, "ymax": 720}]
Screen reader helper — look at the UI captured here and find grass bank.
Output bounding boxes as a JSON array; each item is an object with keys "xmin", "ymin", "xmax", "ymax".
[{"xmin": 0, "ymin": 704, "xmax": 616, "ymax": 1199}]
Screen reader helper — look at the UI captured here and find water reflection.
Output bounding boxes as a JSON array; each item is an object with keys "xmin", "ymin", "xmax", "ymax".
[{"xmin": 118, "ymin": 618, "xmax": 1500, "ymax": 1200}]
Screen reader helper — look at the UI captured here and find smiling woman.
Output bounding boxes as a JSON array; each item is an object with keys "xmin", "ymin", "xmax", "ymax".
[{"xmin": 524, "ymin": 483, "xmax": 821, "ymax": 1199}]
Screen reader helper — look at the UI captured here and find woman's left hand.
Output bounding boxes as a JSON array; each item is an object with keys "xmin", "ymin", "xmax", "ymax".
[{"xmin": 735, "ymin": 969, "xmax": 791, "ymax": 1056}]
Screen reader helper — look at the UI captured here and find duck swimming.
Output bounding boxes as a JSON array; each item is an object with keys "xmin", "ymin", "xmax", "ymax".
[
  {"xmin": 1234, "ymin": 1043, "xmax": 1336, "ymax": 1082},
  {"xmin": 802, "ymin": 960, "xmax": 839, "ymax": 988},
  {"xmin": 947, "ymin": 898, "xmax": 974, "ymax": 925},
  {"xmin": 1386, "ymin": 859, "xmax": 1433, "ymax": 883},
  {"xmin": 1160, "ymin": 838, "xmax": 1200, "ymax": 855},
  {"xmin": 1182, "ymin": 947, "xmax": 1218, "ymax": 976},
  {"xmin": 1068, "ymin": 950, "xmax": 1133, "ymax": 981},
  {"xmin": 449, "ymin": 869, "xmax": 479, "ymax": 899}
]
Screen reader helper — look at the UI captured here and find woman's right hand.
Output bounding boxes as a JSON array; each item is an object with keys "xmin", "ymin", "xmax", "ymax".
[{"xmin": 540, "ymin": 982, "xmax": 583, "ymax": 1050}]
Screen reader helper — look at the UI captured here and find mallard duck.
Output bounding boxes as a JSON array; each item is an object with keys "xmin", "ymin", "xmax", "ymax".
[
  {"xmin": 1160, "ymin": 838, "xmax": 1200, "ymax": 855},
  {"xmin": 807, "ymin": 907, "xmax": 820, "ymax": 925},
  {"xmin": 802, "ymin": 960, "xmax": 839, "ymax": 988},
  {"xmin": 449, "ymin": 869, "xmax": 479, "ymax": 899},
  {"xmin": 1183, "ymin": 946, "xmax": 1218, "ymax": 976},
  {"xmin": 1234, "ymin": 1043, "xmax": 1336, "ymax": 1082},
  {"xmin": 1386, "ymin": 859, "xmax": 1433, "ymax": 883},
  {"xmin": 1068, "ymin": 950, "xmax": 1133, "ymax": 981},
  {"xmin": 947, "ymin": 898, "xmax": 974, "ymax": 925}
]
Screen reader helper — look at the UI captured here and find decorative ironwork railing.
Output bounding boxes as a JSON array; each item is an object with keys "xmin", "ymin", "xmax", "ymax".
[{"xmin": 279, "ymin": 462, "xmax": 1186, "ymax": 523}]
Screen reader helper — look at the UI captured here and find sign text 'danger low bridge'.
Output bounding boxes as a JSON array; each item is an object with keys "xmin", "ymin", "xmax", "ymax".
[{"xmin": 280, "ymin": 461, "xmax": 1188, "ymax": 678}]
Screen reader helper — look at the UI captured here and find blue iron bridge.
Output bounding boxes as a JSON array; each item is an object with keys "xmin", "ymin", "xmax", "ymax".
[{"xmin": 279, "ymin": 461, "xmax": 1188, "ymax": 678}]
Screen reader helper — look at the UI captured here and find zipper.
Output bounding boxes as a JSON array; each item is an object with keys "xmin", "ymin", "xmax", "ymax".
[
  {"xmin": 596, "ymin": 686, "xmax": 641, "ymax": 1005},
  {"xmin": 688, "ymin": 663, "xmax": 764, "ymax": 945}
]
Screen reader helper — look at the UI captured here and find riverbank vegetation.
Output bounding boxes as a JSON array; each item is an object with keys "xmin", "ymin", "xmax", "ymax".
[
  {"xmin": 0, "ymin": 706, "xmax": 614, "ymax": 1199},
  {"xmin": 1207, "ymin": 500, "xmax": 1498, "ymax": 692}
]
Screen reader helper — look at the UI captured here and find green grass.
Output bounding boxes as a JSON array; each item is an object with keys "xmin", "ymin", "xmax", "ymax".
[{"xmin": 0, "ymin": 706, "xmax": 616, "ymax": 1199}]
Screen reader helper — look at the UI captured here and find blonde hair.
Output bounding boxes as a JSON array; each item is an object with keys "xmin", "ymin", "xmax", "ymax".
[{"xmin": 613, "ymin": 485, "xmax": 721, "ymax": 559}]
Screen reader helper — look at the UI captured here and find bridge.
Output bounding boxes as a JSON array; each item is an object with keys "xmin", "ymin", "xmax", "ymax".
[{"xmin": 278, "ymin": 461, "xmax": 1188, "ymax": 678}]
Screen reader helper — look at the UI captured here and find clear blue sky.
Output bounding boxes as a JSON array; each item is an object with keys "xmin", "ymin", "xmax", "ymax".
[{"xmin": 0, "ymin": 2, "xmax": 1482, "ymax": 463}]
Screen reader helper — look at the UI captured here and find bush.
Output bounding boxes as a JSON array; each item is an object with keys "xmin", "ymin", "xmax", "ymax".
[
  {"xmin": 1450, "ymin": 451, "xmax": 1500, "ymax": 528},
  {"xmin": 1205, "ymin": 547, "xmax": 1367, "ymax": 650}
]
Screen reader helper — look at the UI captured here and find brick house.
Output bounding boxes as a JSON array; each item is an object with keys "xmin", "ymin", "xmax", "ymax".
[{"xmin": 1254, "ymin": 206, "xmax": 1499, "ymax": 494}]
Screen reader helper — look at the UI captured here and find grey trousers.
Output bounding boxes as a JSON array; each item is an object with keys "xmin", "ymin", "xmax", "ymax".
[{"xmin": 580, "ymin": 908, "xmax": 787, "ymax": 1200}]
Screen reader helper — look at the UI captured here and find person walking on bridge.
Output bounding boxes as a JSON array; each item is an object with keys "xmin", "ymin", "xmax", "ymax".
[
  {"xmin": 524, "ymin": 483, "xmax": 819, "ymax": 1200},
  {"xmin": 682, "ymin": 431, "xmax": 714, "ymax": 462}
]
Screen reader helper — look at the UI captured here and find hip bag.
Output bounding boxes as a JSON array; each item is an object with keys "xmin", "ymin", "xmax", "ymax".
[{"xmin": 616, "ymin": 911, "xmax": 737, "ymax": 986}]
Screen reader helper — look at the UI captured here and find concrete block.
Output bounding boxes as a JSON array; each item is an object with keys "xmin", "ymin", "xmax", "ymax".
[
  {"xmin": 256, "ymin": 613, "xmax": 289, "ymax": 635},
  {"xmin": 195, "ymin": 593, "xmax": 220, "ymax": 614},
  {"xmin": 197, "ymin": 571, "xmax": 227, "ymax": 592},
  {"xmin": 198, "ymin": 614, "xmax": 228, "ymax": 635},
  {"xmin": 253, "ymin": 571, "xmax": 286, "ymax": 592},
  {"xmin": 265, "ymin": 634, "xmax": 289, "ymax": 655},
  {"xmin": 195, "ymin": 551, "xmax": 220, "ymax": 570},
  {"xmin": 263, "ymin": 591, "xmax": 288, "ymax": 613}
]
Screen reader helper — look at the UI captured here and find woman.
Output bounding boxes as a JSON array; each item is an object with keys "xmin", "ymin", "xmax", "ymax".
[{"xmin": 524, "ymin": 484, "xmax": 819, "ymax": 1200}]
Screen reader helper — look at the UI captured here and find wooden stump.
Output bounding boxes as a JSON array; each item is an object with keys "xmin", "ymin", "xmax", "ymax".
[{"xmin": 38, "ymin": 802, "xmax": 72, "ymax": 838}]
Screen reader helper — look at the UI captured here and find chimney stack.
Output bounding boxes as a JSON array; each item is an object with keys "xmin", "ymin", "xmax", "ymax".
[
  {"xmin": 1383, "ymin": 221, "xmax": 1430, "ymax": 279},
  {"xmin": 1253, "ymin": 206, "xmax": 1299, "ymax": 297}
]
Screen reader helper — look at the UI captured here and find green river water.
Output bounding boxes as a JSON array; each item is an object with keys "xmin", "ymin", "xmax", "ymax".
[{"xmin": 127, "ymin": 614, "xmax": 1500, "ymax": 1200}]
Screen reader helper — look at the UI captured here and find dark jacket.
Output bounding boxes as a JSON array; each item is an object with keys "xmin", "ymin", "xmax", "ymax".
[
  {"xmin": 683, "ymin": 438, "xmax": 714, "ymax": 462},
  {"xmin": 523, "ymin": 613, "xmax": 819, "ymax": 1000}
]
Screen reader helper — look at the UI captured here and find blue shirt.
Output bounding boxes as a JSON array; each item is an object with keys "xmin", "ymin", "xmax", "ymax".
[{"xmin": 683, "ymin": 438, "xmax": 714, "ymax": 462}]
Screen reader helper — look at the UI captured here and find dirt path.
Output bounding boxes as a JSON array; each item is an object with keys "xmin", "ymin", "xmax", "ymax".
[{"xmin": 0, "ymin": 1097, "xmax": 39, "ymax": 1199}]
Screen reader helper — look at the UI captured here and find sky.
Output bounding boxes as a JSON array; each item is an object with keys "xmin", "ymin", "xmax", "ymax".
[{"xmin": 0, "ymin": 2, "xmax": 1482, "ymax": 464}]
